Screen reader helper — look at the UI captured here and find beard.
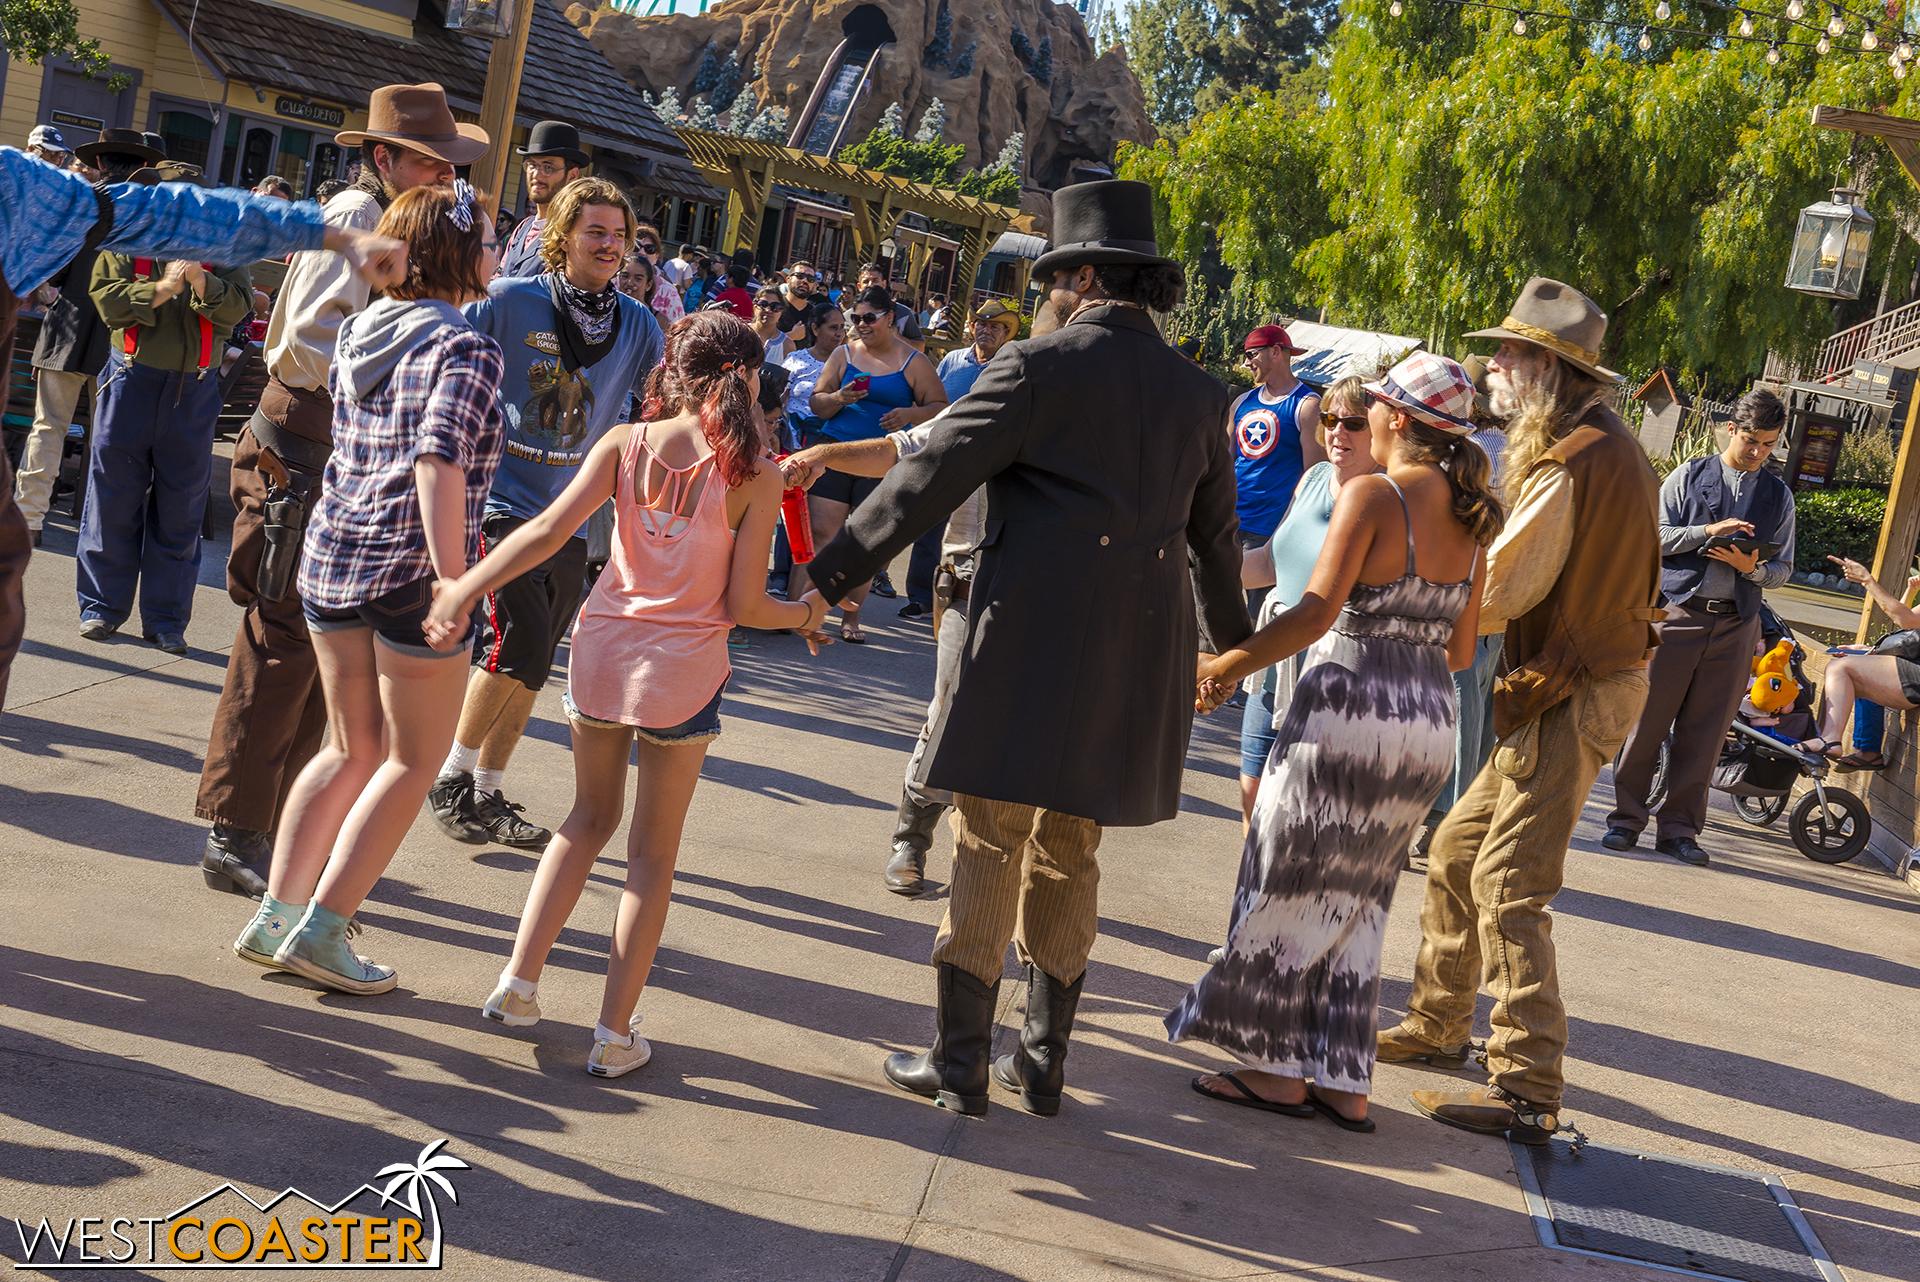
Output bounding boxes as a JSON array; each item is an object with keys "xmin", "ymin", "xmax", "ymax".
[{"xmin": 1495, "ymin": 357, "xmax": 1605, "ymax": 505}]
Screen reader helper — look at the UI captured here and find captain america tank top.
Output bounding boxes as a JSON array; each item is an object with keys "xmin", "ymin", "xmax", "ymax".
[{"xmin": 1231, "ymin": 382, "xmax": 1314, "ymax": 543}]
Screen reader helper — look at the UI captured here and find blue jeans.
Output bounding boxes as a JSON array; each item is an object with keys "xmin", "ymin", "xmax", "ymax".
[
  {"xmin": 1429, "ymin": 634, "xmax": 1505, "ymax": 822},
  {"xmin": 1854, "ymin": 699, "xmax": 1884, "ymax": 752},
  {"xmin": 905, "ymin": 524, "xmax": 942, "ymax": 607},
  {"xmin": 76, "ymin": 352, "xmax": 221, "ymax": 635}
]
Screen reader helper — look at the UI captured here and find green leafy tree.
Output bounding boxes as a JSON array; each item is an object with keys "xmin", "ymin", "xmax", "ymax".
[
  {"xmin": 3, "ymin": 0, "xmax": 124, "ymax": 89},
  {"xmin": 1125, "ymin": 0, "xmax": 1340, "ymax": 132}
]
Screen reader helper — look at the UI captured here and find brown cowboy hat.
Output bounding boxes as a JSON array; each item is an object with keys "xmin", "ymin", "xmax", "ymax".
[
  {"xmin": 74, "ymin": 127, "xmax": 164, "ymax": 164},
  {"xmin": 1463, "ymin": 277, "xmax": 1622, "ymax": 384},
  {"xmin": 335, "ymin": 82, "xmax": 489, "ymax": 166}
]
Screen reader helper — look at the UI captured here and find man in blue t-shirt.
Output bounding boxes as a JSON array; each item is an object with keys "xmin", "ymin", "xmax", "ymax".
[
  {"xmin": 1227, "ymin": 324, "xmax": 1324, "ymax": 550},
  {"xmin": 429, "ymin": 178, "xmax": 663, "ymax": 851}
]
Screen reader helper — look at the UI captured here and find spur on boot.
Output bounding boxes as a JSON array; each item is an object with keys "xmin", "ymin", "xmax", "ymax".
[
  {"xmin": 273, "ymin": 903, "xmax": 397, "ymax": 995},
  {"xmin": 991, "ymin": 965, "xmax": 1085, "ymax": 1116},
  {"xmin": 884, "ymin": 963, "xmax": 1000, "ymax": 1116},
  {"xmin": 202, "ymin": 823, "xmax": 272, "ymax": 898}
]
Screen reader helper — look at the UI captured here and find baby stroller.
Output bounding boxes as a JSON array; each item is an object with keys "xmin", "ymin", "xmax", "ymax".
[{"xmin": 1632, "ymin": 604, "xmax": 1872, "ymax": 864}]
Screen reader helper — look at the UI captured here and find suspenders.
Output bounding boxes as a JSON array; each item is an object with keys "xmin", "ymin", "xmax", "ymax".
[{"xmin": 125, "ymin": 258, "xmax": 215, "ymax": 374}]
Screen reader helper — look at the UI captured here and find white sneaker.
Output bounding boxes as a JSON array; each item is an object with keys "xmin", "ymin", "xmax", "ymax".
[
  {"xmin": 1207, "ymin": 946, "xmax": 1227, "ymax": 965},
  {"xmin": 481, "ymin": 982, "xmax": 540, "ymax": 1027},
  {"xmin": 587, "ymin": 1024, "xmax": 651, "ymax": 1078}
]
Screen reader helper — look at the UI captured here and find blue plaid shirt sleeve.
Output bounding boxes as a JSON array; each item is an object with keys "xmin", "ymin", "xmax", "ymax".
[
  {"xmin": 416, "ymin": 335, "xmax": 504, "ymax": 470},
  {"xmin": 101, "ymin": 181, "xmax": 327, "ymax": 269}
]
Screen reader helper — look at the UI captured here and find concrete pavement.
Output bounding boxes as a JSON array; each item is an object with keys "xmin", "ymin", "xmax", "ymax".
[{"xmin": 2, "ymin": 483, "xmax": 1918, "ymax": 1280}]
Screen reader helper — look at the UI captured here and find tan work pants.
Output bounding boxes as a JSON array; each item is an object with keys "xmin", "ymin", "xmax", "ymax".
[
  {"xmin": 15, "ymin": 369, "xmax": 88, "ymax": 531},
  {"xmin": 1404, "ymin": 668, "xmax": 1650, "ymax": 1109},
  {"xmin": 932, "ymin": 794, "xmax": 1103, "ymax": 987}
]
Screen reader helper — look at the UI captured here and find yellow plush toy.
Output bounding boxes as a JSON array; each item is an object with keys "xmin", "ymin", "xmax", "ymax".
[{"xmin": 1750, "ymin": 638, "xmax": 1800, "ymax": 714}]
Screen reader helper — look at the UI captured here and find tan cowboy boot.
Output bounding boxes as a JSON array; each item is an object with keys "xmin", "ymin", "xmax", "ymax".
[
  {"xmin": 1376, "ymin": 1025, "xmax": 1472, "ymax": 1069},
  {"xmin": 1410, "ymin": 1085, "xmax": 1561, "ymax": 1146}
]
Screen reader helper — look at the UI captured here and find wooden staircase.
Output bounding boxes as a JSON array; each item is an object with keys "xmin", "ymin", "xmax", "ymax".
[{"xmin": 1767, "ymin": 295, "xmax": 1920, "ymax": 384}]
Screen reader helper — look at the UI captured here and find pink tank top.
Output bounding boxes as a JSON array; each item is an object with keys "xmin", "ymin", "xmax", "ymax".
[{"xmin": 567, "ymin": 424, "xmax": 735, "ymax": 727}]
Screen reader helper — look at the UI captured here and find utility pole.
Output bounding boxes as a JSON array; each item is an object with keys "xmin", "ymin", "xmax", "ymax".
[{"xmin": 474, "ymin": 0, "xmax": 538, "ymax": 220}]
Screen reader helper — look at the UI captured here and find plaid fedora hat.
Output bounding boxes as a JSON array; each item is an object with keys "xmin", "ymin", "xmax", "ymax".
[{"xmin": 1363, "ymin": 351, "xmax": 1477, "ymax": 435}]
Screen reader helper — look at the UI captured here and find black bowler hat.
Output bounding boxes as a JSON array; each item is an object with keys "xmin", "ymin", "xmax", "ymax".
[
  {"xmin": 1031, "ymin": 179, "xmax": 1175, "ymax": 278},
  {"xmin": 517, "ymin": 120, "xmax": 590, "ymax": 168}
]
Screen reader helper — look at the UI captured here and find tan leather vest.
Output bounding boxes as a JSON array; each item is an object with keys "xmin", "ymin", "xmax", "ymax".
[{"xmin": 1493, "ymin": 404, "xmax": 1666, "ymax": 738}]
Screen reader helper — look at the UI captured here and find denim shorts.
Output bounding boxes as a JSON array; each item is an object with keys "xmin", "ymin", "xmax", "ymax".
[
  {"xmin": 562, "ymin": 678, "xmax": 726, "ymax": 747},
  {"xmin": 304, "ymin": 575, "xmax": 467, "ymax": 660},
  {"xmin": 1240, "ymin": 685, "xmax": 1278, "ymax": 778}
]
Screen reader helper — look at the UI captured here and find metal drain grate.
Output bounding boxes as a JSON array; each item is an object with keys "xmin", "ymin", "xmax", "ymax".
[{"xmin": 1510, "ymin": 1139, "xmax": 1843, "ymax": 1282}]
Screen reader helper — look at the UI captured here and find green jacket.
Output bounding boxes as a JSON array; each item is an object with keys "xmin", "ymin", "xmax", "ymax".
[{"xmin": 90, "ymin": 252, "xmax": 253, "ymax": 375}]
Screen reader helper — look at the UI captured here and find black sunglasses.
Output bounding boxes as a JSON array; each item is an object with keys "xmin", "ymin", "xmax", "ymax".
[
  {"xmin": 637, "ymin": 241, "xmax": 659, "ymax": 253},
  {"xmin": 755, "ymin": 300, "xmax": 781, "ymax": 309},
  {"xmin": 849, "ymin": 312, "xmax": 887, "ymax": 325}
]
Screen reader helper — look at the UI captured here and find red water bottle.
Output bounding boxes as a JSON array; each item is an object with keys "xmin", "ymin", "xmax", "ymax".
[{"xmin": 775, "ymin": 455, "xmax": 815, "ymax": 563}]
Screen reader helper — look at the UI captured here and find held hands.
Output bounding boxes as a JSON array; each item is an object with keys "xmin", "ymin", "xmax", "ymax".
[
  {"xmin": 795, "ymin": 590, "xmax": 835, "ymax": 656},
  {"xmin": 779, "ymin": 447, "xmax": 830, "ymax": 491},
  {"xmin": 1194, "ymin": 652, "xmax": 1237, "ymax": 714},
  {"xmin": 324, "ymin": 228, "xmax": 409, "ymax": 290},
  {"xmin": 423, "ymin": 577, "xmax": 475, "ymax": 652}
]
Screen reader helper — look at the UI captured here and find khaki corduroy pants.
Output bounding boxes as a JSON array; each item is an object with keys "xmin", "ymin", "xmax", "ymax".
[{"xmin": 932, "ymin": 794, "xmax": 1103, "ymax": 986}]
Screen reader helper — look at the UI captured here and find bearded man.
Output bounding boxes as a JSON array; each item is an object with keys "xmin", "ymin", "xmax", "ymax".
[{"xmin": 1381, "ymin": 278, "xmax": 1664, "ymax": 1145}]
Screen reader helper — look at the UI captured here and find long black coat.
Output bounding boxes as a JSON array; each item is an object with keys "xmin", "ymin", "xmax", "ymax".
[{"xmin": 808, "ymin": 304, "xmax": 1251, "ymax": 827}]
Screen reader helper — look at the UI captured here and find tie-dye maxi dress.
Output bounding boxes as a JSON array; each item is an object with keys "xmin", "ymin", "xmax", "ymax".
[{"xmin": 1166, "ymin": 501, "xmax": 1469, "ymax": 1095}]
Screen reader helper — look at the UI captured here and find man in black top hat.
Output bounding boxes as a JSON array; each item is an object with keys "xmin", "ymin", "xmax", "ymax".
[
  {"xmin": 497, "ymin": 121, "xmax": 590, "ymax": 279},
  {"xmin": 806, "ymin": 180, "xmax": 1250, "ymax": 1118}
]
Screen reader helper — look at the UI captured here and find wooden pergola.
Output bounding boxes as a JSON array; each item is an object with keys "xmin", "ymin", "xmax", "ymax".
[
  {"xmin": 673, "ymin": 127, "xmax": 1019, "ymax": 341},
  {"xmin": 1813, "ymin": 106, "xmax": 1920, "ymax": 643}
]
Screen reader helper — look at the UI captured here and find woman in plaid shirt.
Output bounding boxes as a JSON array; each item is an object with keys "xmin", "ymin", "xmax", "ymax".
[{"xmin": 232, "ymin": 183, "xmax": 505, "ymax": 995}]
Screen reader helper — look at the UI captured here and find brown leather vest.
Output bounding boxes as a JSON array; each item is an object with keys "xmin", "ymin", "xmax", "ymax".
[{"xmin": 1493, "ymin": 403, "xmax": 1665, "ymax": 738}]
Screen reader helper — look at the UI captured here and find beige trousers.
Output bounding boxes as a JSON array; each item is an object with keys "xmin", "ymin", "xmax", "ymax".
[
  {"xmin": 15, "ymin": 369, "xmax": 88, "ymax": 531},
  {"xmin": 1403, "ymin": 667, "xmax": 1650, "ymax": 1110},
  {"xmin": 932, "ymin": 794, "xmax": 1103, "ymax": 987}
]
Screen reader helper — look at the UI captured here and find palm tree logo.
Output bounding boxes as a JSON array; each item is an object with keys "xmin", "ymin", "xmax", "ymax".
[{"xmin": 375, "ymin": 1139, "xmax": 470, "ymax": 1266}]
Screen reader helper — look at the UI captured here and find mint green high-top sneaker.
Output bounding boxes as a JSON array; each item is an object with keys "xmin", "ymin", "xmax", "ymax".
[
  {"xmin": 273, "ymin": 903, "xmax": 397, "ymax": 995},
  {"xmin": 233, "ymin": 895, "xmax": 304, "ymax": 970}
]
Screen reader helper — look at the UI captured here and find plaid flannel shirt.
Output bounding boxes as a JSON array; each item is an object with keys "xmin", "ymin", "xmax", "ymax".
[{"xmin": 298, "ymin": 322, "xmax": 506, "ymax": 610}]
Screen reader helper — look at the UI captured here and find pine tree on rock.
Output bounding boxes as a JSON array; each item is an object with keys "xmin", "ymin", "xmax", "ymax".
[
  {"xmin": 951, "ymin": 41, "xmax": 976, "ymax": 77},
  {"xmin": 1032, "ymin": 35, "xmax": 1053, "ymax": 83},
  {"xmin": 643, "ymin": 86, "xmax": 682, "ymax": 124},
  {"xmin": 924, "ymin": 0, "xmax": 953, "ymax": 69},
  {"xmin": 712, "ymin": 49, "xmax": 745, "ymax": 112},
  {"xmin": 874, "ymin": 102, "xmax": 905, "ymax": 139},
  {"xmin": 691, "ymin": 41, "xmax": 722, "ymax": 95},
  {"xmin": 991, "ymin": 132, "xmax": 1023, "ymax": 175},
  {"xmin": 686, "ymin": 94, "xmax": 719, "ymax": 132},
  {"xmin": 914, "ymin": 99, "xmax": 948, "ymax": 145},
  {"xmin": 1011, "ymin": 25, "xmax": 1034, "ymax": 68}
]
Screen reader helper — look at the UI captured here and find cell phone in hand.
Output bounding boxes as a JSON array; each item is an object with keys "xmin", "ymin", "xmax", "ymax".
[{"xmin": 847, "ymin": 375, "xmax": 871, "ymax": 393}]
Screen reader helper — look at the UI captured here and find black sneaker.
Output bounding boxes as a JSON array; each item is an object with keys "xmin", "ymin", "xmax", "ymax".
[
  {"xmin": 1655, "ymin": 835, "xmax": 1710, "ymax": 867},
  {"xmin": 1600, "ymin": 826, "xmax": 1638, "ymax": 851},
  {"xmin": 870, "ymin": 571, "xmax": 898, "ymax": 599},
  {"xmin": 428, "ymin": 771, "xmax": 489, "ymax": 845},
  {"xmin": 475, "ymin": 789, "xmax": 552, "ymax": 850},
  {"xmin": 898, "ymin": 599, "xmax": 929, "ymax": 619}
]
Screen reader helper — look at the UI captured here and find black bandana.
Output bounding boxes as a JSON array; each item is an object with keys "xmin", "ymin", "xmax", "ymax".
[{"xmin": 549, "ymin": 273, "xmax": 621, "ymax": 371}]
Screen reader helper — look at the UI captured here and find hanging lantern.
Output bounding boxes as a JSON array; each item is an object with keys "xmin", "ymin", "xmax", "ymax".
[
  {"xmin": 445, "ymin": 0, "xmax": 515, "ymax": 39},
  {"xmin": 1784, "ymin": 188, "xmax": 1876, "ymax": 299}
]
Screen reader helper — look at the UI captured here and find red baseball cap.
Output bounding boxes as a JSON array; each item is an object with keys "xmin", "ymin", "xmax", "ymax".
[{"xmin": 1244, "ymin": 324, "xmax": 1307, "ymax": 355}]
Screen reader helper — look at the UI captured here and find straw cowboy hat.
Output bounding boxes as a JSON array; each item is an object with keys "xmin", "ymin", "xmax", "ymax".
[
  {"xmin": 1464, "ymin": 277, "xmax": 1623, "ymax": 384},
  {"xmin": 335, "ymin": 82, "xmax": 489, "ymax": 166},
  {"xmin": 1031, "ymin": 180, "xmax": 1177, "ymax": 278},
  {"xmin": 74, "ymin": 128, "xmax": 164, "ymax": 164}
]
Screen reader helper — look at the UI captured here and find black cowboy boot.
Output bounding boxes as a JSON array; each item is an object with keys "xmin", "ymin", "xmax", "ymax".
[
  {"xmin": 886, "ymin": 792, "xmax": 943, "ymax": 895},
  {"xmin": 991, "ymin": 965, "xmax": 1085, "ymax": 1116},
  {"xmin": 201, "ymin": 823, "xmax": 271, "ymax": 899},
  {"xmin": 883, "ymin": 963, "xmax": 1000, "ymax": 1115}
]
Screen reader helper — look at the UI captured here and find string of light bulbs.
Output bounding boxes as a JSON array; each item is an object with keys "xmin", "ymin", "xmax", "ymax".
[{"xmin": 1381, "ymin": 0, "xmax": 1920, "ymax": 75}]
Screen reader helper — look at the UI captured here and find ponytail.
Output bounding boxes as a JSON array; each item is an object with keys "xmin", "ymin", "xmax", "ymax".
[
  {"xmin": 1404, "ymin": 420, "xmax": 1507, "ymax": 548},
  {"xmin": 697, "ymin": 359, "xmax": 760, "ymax": 488},
  {"xmin": 644, "ymin": 311, "xmax": 767, "ymax": 488}
]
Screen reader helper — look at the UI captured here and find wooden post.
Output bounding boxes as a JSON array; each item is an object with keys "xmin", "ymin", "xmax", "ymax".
[
  {"xmin": 474, "ymin": 0, "xmax": 537, "ymax": 221},
  {"xmin": 1859, "ymin": 386, "xmax": 1920, "ymax": 642}
]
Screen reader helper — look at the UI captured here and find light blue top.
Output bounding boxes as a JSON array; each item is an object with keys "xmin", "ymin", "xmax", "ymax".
[
  {"xmin": 936, "ymin": 344, "xmax": 989, "ymax": 402},
  {"xmin": 1267, "ymin": 461, "xmax": 1338, "ymax": 610},
  {"xmin": 1, "ymin": 147, "xmax": 326, "ymax": 294},
  {"xmin": 462, "ymin": 274, "xmax": 663, "ymax": 532}
]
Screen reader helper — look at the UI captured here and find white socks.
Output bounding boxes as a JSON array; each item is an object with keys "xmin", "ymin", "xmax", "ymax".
[
  {"xmin": 594, "ymin": 1021, "xmax": 638, "ymax": 1048},
  {"xmin": 441, "ymin": 741, "xmax": 480, "ymax": 779},
  {"xmin": 501, "ymin": 973, "xmax": 537, "ymax": 1001},
  {"xmin": 473, "ymin": 766, "xmax": 504, "ymax": 798}
]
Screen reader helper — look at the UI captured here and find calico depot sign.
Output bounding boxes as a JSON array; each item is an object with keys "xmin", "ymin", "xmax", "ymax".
[{"xmin": 12, "ymin": 1139, "xmax": 467, "ymax": 1270}]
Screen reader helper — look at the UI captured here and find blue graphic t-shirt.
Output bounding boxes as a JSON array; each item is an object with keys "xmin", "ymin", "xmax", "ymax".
[
  {"xmin": 463, "ymin": 275, "xmax": 663, "ymax": 533},
  {"xmin": 1231, "ymin": 381, "xmax": 1315, "ymax": 542}
]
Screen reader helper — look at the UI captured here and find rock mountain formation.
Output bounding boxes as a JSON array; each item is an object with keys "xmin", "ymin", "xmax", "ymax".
[{"xmin": 566, "ymin": 0, "xmax": 1153, "ymax": 230}]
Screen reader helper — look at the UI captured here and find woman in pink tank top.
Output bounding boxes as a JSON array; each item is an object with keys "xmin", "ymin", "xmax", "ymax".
[{"xmin": 426, "ymin": 311, "xmax": 833, "ymax": 1078}]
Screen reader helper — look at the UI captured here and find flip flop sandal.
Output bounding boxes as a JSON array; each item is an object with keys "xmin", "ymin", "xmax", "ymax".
[
  {"xmin": 1798, "ymin": 739, "xmax": 1844, "ymax": 762},
  {"xmin": 1834, "ymin": 751, "xmax": 1890, "ymax": 772},
  {"xmin": 840, "ymin": 615, "xmax": 868, "ymax": 644},
  {"xmin": 1306, "ymin": 1085, "xmax": 1376, "ymax": 1133},
  {"xmin": 1190, "ymin": 1073, "xmax": 1314, "ymax": 1117}
]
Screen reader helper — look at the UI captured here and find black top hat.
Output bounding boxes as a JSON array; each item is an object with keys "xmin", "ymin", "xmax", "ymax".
[
  {"xmin": 517, "ymin": 120, "xmax": 590, "ymax": 168},
  {"xmin": 74, "ymin": 127, "xmax": 165, "ymax": 164},
  {"xmin": 1031, "ymin": 180, "xmax": 1174, "ymax": 279}
]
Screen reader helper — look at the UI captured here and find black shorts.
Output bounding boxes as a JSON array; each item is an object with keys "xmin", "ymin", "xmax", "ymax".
[
  {"xmin": 801, "ymin": 429, "xmax": 882, "ymax": 508},
  {"xmin": 304, "ymin": 575, "xmax": 464, "ymax": 659},
  {"xmin": 1897, "ymin": 657, "xmax": 1920, "ymax": 706},
  {"xmin": 471, "ymin": 514, "xmax": 589, "ymax": 691}
]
